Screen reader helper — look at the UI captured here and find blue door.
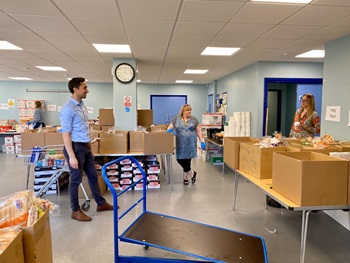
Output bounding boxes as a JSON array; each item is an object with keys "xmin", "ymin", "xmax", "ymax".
[
  {"xmin": 151, "ymin": 95, "xmax": 187, "ymax": 124},
  {"xmin": 208, "ymin": 94, "xmax": 213, "ymax": 113}
]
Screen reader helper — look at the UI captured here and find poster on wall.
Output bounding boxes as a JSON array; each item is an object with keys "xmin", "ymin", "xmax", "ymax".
[
  {"xmin": 325, "ymin": 106, "xmax": 341, "ymax": 122},
  {"xmin": 0, "ymin": 103, "xmax": 9, "ymax": 110},
  {"xmin": 8, "ymin": 99, "xmax": 15, "ymax": 108},
  {"xmin": 47, "ymin": 105, "xmax": 57, "ymax": 112},
  {"xmin": 86, "ymin": 107, "xmax": 93, "ymax": 114},
  {"xmin": 216, "ymin": 92, "xmax": 227, "ymax": 122}
]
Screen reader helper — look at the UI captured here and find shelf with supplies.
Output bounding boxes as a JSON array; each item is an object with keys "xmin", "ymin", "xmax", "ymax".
[{"xmin": 204, "ymin": 138, "xmax": 224, "ymax": 169}]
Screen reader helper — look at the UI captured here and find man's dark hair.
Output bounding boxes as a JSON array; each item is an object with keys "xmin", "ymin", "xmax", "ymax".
[{"xmin": 68, "ymin": 77, "xmax": 85, "ymax": 94}]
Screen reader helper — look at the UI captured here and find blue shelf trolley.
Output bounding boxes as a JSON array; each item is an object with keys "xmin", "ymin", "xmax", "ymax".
[{"xmin": 102, "ymin": 156, "xmax": 268, "ymax": 263}]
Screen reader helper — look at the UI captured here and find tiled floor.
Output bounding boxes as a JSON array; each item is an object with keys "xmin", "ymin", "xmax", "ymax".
[{"xmin": 1, "ymin": 153, "xmax": 350, "ymax": 263}]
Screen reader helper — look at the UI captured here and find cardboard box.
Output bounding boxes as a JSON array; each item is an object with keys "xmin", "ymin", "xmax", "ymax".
[
  {"xmin": 0, "ymin": 231, "xmax": 24, "ymax": 263},
  {"xmin": 129, "ymin": 131, "xmax": 143, "ymax": 152},
  {"xmin": 272, "ymin": 151, "xmax": 348, "ymax": 206},
  {"xmin": 239, "ymin": 142, "xmax": 286, "ymax": 179},
  {"xmin": 90, "ymin": 131, "xmax": 100, "ymax": 154},
  {"xmin": 20, "ymin": 132, "xmax": 45, "ymax": 154},
  {"xmin": 129, "ymin": 131, "xmax": 173, "ymax": 154},
  {"xmin": 78, "ymin": 171, "xmax": 106, "ymax": 198},
  {"xmin": 286, "ymin": 138, "xmax": 342, "ymax": 154},
  {"xmin": 150, "ymin": 124, "xmax": 168, "ymax": 132},
  {"xmin": 99, "ymin": 108, "xmax": 114, "ymax": 126},
  {"xmin": 44, "ymin": 132, "xmax": 63, "ymax": 146},
  {"xmin": 21, "ymin": 209, "xmax": 53, "ymax": 263},
  {"xmin": 223, "ymin": 137, "xmax": 260, "ymax": 169},
  {"xmin": 137, "ymin": 109, "xmax": 153, "ymax": 126},
  {"xmin": 99, "ymin": 131, "xmax": 128, "ymax": 154}
]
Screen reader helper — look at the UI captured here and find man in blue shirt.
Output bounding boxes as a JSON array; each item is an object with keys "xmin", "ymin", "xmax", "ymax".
[{"xmin": 60, "ymin": 77, "xmax": 113, "ymax": 221}]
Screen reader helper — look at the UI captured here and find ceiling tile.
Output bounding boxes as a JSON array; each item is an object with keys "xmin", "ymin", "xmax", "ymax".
[
  {"xmin": 178, "ymin": 1, "xmax": 244, "ymax": 23},
  {"xmin": 174, "ymin": 21, "xmax": 226, "ymax": 37},
  {"xmin": 232, "ymin": 2, "xmax": 304, "ymax": 24}
]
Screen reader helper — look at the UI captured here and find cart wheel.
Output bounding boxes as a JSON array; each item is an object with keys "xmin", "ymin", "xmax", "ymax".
[
  {"xmin": 81, "ymin": 200, "xmax": 90, "ymax": 211},
  {"xmin": 143, "ymin": 245, "xmax": 149, "ymax": 250}
]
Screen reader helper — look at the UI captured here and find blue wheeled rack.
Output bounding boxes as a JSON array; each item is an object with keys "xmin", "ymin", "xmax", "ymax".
[{"xmin": 102, "ymin": 156, "xmax": 269, "ymax": 263}]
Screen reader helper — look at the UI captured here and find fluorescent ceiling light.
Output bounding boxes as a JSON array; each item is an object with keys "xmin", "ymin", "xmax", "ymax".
[
  {"xmin": 9, "ymin": 77, "xmax": 32, "ymax": 80},
  {"xmin": 93, "ymin": 44, "xmax": 131, "ymax": 53},
  {"xmin": 0, "ymin": 41, "xmax": 22, "ymax": 50},
  {"xmin": 36, "ymin": 66, "xmax": 67, "ymax": 71},
  {"xmin": 201, "ymin": 47, "xmax": 240, "ymax": 56},
  {"xmin": 251, "ymin": 0, "xmax": 312, "ymax": 3},
  {"xmin": 184, "ymin": 69, "xmax": 208, "ymax": 74},
  {"xmin": 296, "ymin": 50, "xmax": 325, "ymax": 58},
  {"xmin": 176, "ymin": 80, "xmax": 193, "ymax": 84},
  {"xmin": 137, "ymin": 79, "xmax": 141, "ymax": 83}
]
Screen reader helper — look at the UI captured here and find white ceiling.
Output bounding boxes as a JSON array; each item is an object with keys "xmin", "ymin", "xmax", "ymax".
[{"xmin": 1, "ymin": 0, "xmax": 350, "ymax": 84}]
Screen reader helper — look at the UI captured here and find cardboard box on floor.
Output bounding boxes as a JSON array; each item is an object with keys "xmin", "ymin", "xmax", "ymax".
[
  {"xmin": 223, "ymin": 137, "xmax": 260, "ymax": 169},
  {"xmin": 78, "ymin": 171, "xmax": 106, "ymax": 198},
  {"xmin": 272, "ymin": 151, "xmax": 348, "ymax": 206},
  {"xmin": 21, "ymin": 209, "xmax": 52, "ymax": 263},
  {"xmin": 99, "ymin": 109, "xmax": 114, "ymax": 126},
  {"xmin": 0, "ymin": 231, "xmax": 24, "ymax": 263},
  {"xmin": 99, "ymin": 131, "xmax": 128, "ymax": 154},
  {"xmin": 239, "ymin": 142, "xmax": 287, "ymax": 179},
  {"xmin": 129, "ymin": 131, "xmax": 173, "ymax": 154}
]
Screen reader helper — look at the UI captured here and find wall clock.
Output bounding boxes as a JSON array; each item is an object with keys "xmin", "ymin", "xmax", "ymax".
[{"xmin": 115, "ymin": 63, "xmax": 135, "ymax": 83}]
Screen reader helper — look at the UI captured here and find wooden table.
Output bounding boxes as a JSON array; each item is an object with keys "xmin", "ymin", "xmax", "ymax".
[{"xmin": 227, "ymin": 164, "xmax": 350, "ymax": 263}]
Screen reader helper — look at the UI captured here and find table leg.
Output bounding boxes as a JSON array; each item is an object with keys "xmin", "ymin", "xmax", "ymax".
[
  {"xmin": 232, "ymin": 171, "xmax": 240, "ymax": 211},
  {"xmin": 300, "ymin": 210, "xmax": 311, "ymax": 263},
  {"xmin": 166, "ymin": 154, "xmax": 173, "ymax": 191},
  {"xmin": 221, "ymin": 163, "xmax": 225, "ymax": 177}
]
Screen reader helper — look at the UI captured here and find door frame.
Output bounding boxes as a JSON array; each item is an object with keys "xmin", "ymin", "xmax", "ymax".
[{"xmin": 263, "ymin": 78, "xmax": 323, "ymax": 136}]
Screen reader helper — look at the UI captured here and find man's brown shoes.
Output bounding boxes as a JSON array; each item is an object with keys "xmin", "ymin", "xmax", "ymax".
[
  {"xmin": 96, "ymin": 203, "xmax": 114, "ymax": 212},
  {"xmin": 71, "ymin": 209, "xmax": 92, "ymax": 221}
]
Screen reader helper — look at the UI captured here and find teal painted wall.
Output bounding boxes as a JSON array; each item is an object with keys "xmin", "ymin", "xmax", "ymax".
[
  {"xmin": 323, "ymin": 34, "xmax": 350, "ymax": 140},
  {"xmin": 0, "ymin": 81, "xmax": 113, "ymax": 126}
]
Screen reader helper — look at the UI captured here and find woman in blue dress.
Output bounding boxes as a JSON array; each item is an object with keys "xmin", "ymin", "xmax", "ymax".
[{"xmin": 167, "ymin": 104, "xmax": 206, "ymax": 185}]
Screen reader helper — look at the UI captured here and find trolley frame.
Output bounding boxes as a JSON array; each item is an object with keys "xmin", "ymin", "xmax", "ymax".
[{"xmin": 102, "ymin": 155, "xmax": 269, "ymax": 263}]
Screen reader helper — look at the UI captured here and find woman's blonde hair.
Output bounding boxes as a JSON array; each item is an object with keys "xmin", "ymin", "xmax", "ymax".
[
  {"xmin": 179, "ymin": 104, "xmax": 191, "ymax": 116},
  {"xmin": 300, "ymin": 94, "xmax": 316, "ymax": 118}
]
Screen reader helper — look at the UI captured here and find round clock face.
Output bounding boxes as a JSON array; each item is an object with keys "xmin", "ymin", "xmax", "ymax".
[{"xmin": 115, "ymin": 63, "xmax": 135, "ymax": 83}]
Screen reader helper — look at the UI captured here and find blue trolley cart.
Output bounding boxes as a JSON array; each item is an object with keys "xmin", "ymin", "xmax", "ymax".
[{"xmin": 102, "ymin": 156, "xmax": 269, "ymax": 263}]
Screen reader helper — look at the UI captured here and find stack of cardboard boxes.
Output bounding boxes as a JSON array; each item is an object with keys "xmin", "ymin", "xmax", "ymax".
[{"xmin": 223, "ymin": 136, "xmax": 350, "ymax": 207}]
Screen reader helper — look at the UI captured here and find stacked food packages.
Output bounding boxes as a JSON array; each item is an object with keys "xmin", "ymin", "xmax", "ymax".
[
  {"xmin": 312, "ymin": 134, "xmax": 335, "ymax": 149},
  {"xmin": 0, "ymin": 190, "xmax": 55, "ymax": 229}
]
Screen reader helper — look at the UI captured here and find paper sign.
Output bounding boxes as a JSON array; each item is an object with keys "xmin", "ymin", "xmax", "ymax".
[
  {"xmin": 8, "ymin": 99, "xmax": 15, "ymax": 108},
  {"xmin": 86, "ymin": 107, "xmax": 93, "ymax": 114},
  {"xmin": 47, "ymin": 105, "xmax": 57, "ymax": 112},
  {"xmin": 124, "ymin": 96, "xmax": 132, "ymax": 107},
  {"xmin": 325, "ymin": 106, "xmax": 341, "ymax": 122},
  {"xmin": 0, "ymin": 103, "xmax": 9, "ymax": 110}
]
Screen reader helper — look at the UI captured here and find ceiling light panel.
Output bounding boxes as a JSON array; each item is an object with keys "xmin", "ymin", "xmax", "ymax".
[
  {"xmin": 93, "ymin": 44, "xmax": 131, "ymax": 53},
  {"xmin": 0, "ymin": 41, "xmax": 22, "ymax": 50},
  {"xmin": 296, "ymin": 50, "xmax": 325, "ymax": 58},
  {"xmin": 176, "ymin": 80, "xmax": 193, "ymax": 83},
  {"xmin": 201, "ymin": 47, "xmax": 240, "ymax": 56},
  {"xmin": 251, "ymin": 0, "xmax": 312, "ymax": 3},
  {"xmin": 36, "ymin": 66, "xmax": 67, "ymax": 71},
  {"xmin": 184, "ymin": 69, "xmax": 208, "ymax": 74}
]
